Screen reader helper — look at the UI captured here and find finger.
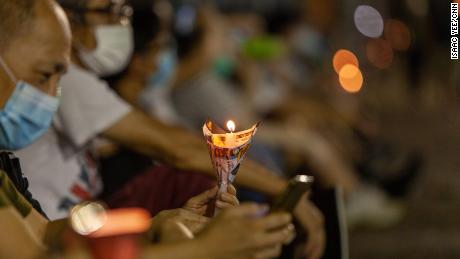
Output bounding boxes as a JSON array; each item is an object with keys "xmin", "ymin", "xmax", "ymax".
[
  {"xmin": 183, "ymin": 213, "xmax": 210, "ymax": 227},
  {"xmin": 254, "ymin": 212, "xmax": 292, "ymax": 231},
  {"xmin": 190, "ymin": 215, "xmax": 211, "ymax": 225},
  {"xmin": 303, "ymin": 210, "xmax": 325, "ymax": 258},
  {"xmin": 183, "ymin": 219, "xmax": 209, "ymax": 234},
  {"xmin": 220, "ymin": 192, "xmax": 239, "ymax": 206},
  {"xmin": 307, "ymin": 243, "xmax": 321, "ymax": 259},
  {"xmin": 216, "ymin": 200, "xmax": 239, "ymax": 209},
  {"xmin": 305, "ymin": 231, "xmax": 325, "ymax": 259},
  {"xmin": 179, "ymin": 209, "xmax": 211, "ymax": 224},
  {"xmin": 253, "ymin": 245, "xmax": 282, "ymax": 259},
  {"xmin": 253, "ymin": 226, "xmax": 293, "ymax": 248},
  {"xmin": 305, "ymin": 233, "xmax": 318, "ymax": 256},
  {"xmin": 309, "ymin": 232, "xmax": 326, "ymax": 259},
  {"xmin": 160, "ymin": 220, "xmax": 195, "ymax": 242},
  {"xmin": 306, "ymin": 239, "xmax": 315, "ymax": 257},
  {"xmin": 216, "ymin": 200, "xmax": 232, "ymax": 209},
  {"xmin": 310, "ymin": 247, "xmax": 322, "ymax": 259},
  {"xmin": 283, "ymin": 224, "xmax": 296, "ymax": 245},
  {"xmin": 188, "ymin": 186, "xmax": 218, "ymax": 205},
  {"xmin": 224, "ymin": 203, "xmax": 268, "ymax": 218},
  {"xmin": 227, "ymin": 184, "xmax": 237, "ymax": 195}
]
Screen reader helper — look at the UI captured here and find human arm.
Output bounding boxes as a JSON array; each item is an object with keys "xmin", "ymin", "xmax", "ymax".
[
  {"xmin": 101, "ymin": 109, "xmax": 288, "ymax": 197},
  {"xmin": 101, "ymin": 111, "xmax": 322, "ymax": 254},
  {"xmin": 294, "ymin": 195, "xmax": 326, "ymax": 259}
]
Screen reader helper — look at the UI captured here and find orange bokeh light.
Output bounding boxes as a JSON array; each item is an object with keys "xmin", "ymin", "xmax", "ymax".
[
  {"xmin": 339, "ymin": 64, "xmax": 363, "ymax": 93},
  {"xmin": 333, "ymin": 49, "xmax": 359, "ymax": 74},
  {"xmin": 366, "ymin": 38, "xmax": 394, "ymax": 69},
  {"xmin": 384, "ymin": 19, "xmax": 412, "ymax": 51},
  {"xmin": 90, "ymin": 208, "xmax": 151, "ymax": 238}
]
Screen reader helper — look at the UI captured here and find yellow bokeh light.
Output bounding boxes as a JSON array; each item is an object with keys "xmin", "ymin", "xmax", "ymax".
[{"xmin": 339, "ymin": 64, "xmax": 363, "ymax": 93}]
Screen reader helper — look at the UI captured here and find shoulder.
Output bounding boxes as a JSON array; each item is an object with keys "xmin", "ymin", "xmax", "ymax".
[{"xmin": 60, "ymin": 64, "xmax": 108, "ymax": 89}]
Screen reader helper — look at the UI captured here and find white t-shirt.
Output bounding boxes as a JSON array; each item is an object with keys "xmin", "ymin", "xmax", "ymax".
[{"xmin": 16, "ymin": 64, "xmax": 131, "ymax": 219}]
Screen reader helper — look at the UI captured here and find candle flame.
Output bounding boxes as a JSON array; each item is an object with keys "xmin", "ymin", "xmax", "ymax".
[{"xmin": 226, "ymin": 120, "xmax": 236, "ymax": 133}]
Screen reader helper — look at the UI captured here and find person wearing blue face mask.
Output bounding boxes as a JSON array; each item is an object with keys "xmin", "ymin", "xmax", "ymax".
[
  {"xmin": 0, "ymin": 57, "xmax": 60, "ymax": 150},
  {"xmin": 137, "ymin": 42, "xmax": 182, "ymax": 125},
  {"xmin": 0, "ymin": 0, "xmax": 71, "ymax": 201},
  {"xmin": 0, "ymin": 0, "xmax": 71, "ymax": 256},
  {"xmin": 0, "ymin": 3, "xmax": 71, "ymax": 151}
]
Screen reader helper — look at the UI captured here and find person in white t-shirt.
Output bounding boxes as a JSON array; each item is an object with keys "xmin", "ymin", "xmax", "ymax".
[{"xmin": 17, "ymin": 63, "xmax": 129, "ymax": 218}]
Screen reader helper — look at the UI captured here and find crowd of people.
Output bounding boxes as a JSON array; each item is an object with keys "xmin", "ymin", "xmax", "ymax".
[{"xmin": 0, "ymin": 0, "xmax": 435, "ymax": 258}]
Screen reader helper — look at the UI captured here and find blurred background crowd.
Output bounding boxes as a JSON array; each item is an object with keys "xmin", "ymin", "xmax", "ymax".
[{"xmin": 109, "ymin": 0, "xmax": 456, "ymax": 256}]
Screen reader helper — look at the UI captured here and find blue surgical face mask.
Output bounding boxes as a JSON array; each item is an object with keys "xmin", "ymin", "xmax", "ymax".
[
  {"xmin": 0, "ymin": 56, "xmax": 59, "ymax": 150},
  {"xmin": 147, "ymin": 49, "xmax": 177, "ymax": 89}
]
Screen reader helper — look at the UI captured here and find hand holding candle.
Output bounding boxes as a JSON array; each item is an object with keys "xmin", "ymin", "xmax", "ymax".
[{"xmin": 203, "ymin": 120, "xmax": 259, "ymax": 216}]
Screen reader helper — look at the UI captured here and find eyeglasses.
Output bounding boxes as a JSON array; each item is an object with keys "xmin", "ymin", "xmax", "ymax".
[
  {"xmin": 84, "ymin": 0, "xmax": 132, "ymax": 18},
  {"xmin": 64, "ymin": 0, "xmax": 133, "ymax": 24}
]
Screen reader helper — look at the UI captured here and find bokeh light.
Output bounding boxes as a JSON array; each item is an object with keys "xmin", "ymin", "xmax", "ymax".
[
  {"xmin": 90, "ymin": 208, "xmax": 151, "ymax": 238},
  {"xmin": 366, "ymin": 39, "xmax": 394, "ymax": 69},
  {"xmin": 354, "ymin": 5, "xmax": 384, "ymax": 38},
  {"xmin": 333, "ymin": 49, "xmax": 359, "ymax": 74},
  {"xmin": 227, "ymin": 120, "xmax": 236, "ymax": 132},
  {"xmin": 384, "ymin": 19, "xmax": 412, "ymax": 51},
  {"xmin": 70, "ymin": 202, "xmax": 107, "ymax": 236},
  {"xmin": 339, "ymin": 64, "xmax": 363, "ymax": 93}
]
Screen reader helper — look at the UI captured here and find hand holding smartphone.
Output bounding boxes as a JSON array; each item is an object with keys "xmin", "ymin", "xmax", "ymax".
[{"xmin": 270, "ymin": 175, "xmax": 314, "ymax": 213}]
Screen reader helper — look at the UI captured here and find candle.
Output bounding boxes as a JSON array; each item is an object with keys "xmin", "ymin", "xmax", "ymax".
[
  {"xmin": 70, "ymin": 203, "xmax": 151, "ymax": 259},
  {"xmin": 226, "ymin": 120, "xmax": 236, "ymax": 146},
  {"xmin": 203, "ymin": 120, "xmax": 259, "ymax": 216}
]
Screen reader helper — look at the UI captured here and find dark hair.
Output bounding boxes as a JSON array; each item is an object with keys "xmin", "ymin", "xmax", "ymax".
[
  {"xmin": 0, "ymin": 0, "xmax": 37, "ymax": 49},
  {"xmin": 56, "ymin": 0, "xmax": 87, "ymax": 11},
  {"xmin": 173, "ymin": 4, "xmax": 203, "ymax": 59},
  {"xmin": 264, "ymin": 6, "xmax": 302, "ymax": 34},
  {"xmin": 103, "ymin": 1, "xmax": 160, "ymax": 88},
  {"xmin": 130, "ymin": 2, "xmax": 161, "ymax": 54}
]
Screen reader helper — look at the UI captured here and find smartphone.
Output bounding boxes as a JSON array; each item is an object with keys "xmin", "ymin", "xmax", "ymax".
[{"xmin": 270, "ymin": 175, "xmax": 314, "ymax": 213}]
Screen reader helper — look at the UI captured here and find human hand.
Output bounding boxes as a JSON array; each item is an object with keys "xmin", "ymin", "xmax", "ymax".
[
  {"xmin": 198, "ymin": 203, "xmax": 295, "ymax": 259},
  {"xmin": 149, "ymin": 208, "xmax": 210, "ymax": 242},
  {"xmin": 294, "ymin": 195, "xmax": 326, "ymax": 259},
  {"xmin": 183, "ymin": 185, "xmax": 239, "ymax": 216}
]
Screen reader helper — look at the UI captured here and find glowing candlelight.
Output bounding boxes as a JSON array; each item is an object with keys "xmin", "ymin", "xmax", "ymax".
[
  {"xmin": 203, "ymin": 119, "xmax": 259, "ymax": 216},
  {"xmin": 226, "ymin": 120, "xmax": 235, "ymax": 133},
  {"xmin": 226, "ymin": 120, "xmax": 236, "ymax": 145}
]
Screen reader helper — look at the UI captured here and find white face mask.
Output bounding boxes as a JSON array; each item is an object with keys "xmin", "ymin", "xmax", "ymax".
[{"xmin": 78, "ymin": 25, "xmax": 134, "ymax": 77}]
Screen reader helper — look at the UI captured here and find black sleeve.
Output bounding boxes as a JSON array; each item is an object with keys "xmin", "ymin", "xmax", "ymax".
[{"xmin": 0, "ymin": 152, "xmax": 48, "ymax": 219}]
